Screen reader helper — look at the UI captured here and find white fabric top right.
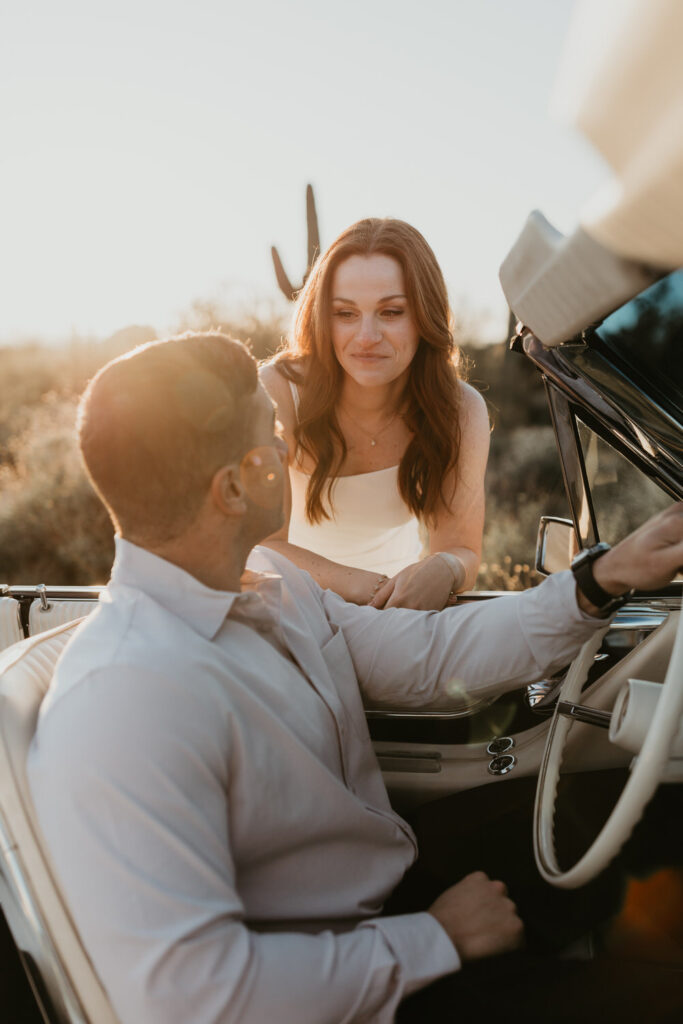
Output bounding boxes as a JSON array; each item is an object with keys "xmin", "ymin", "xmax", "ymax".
[{"xmin": 553, "ymin": 0, "xmax": 683, "ymax": 268}]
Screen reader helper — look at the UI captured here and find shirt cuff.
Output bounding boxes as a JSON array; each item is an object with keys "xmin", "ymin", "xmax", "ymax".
[
  {"xmin": 533, "ymin": 569, "xmax": 614, "ymax": 625},
  {"xmin": 557, "ymin": 569, "xmax": 619, "ymax": 624},
  {"xmin": 360, "ymin": 911, "xmax": 460, "ymax": 998}
]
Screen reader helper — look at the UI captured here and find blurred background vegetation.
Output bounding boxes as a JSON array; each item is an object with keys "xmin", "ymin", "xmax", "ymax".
[{"xmin": 0, "ymin": 304, "xmax": 570, "ymax": 590}]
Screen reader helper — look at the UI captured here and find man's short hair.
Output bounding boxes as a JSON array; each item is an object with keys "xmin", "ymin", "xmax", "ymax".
[{"xmin": 78, "ymin": 331, "xmax": 258, "ymax": 545}]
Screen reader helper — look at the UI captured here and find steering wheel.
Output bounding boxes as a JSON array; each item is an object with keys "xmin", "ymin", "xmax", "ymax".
[{"xmin": 533, "ymin": 608, "xmax": 683, "ymax": 888}]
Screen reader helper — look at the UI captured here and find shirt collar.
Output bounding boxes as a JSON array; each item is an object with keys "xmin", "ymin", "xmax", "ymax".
[{"xmin": 109, "ymin": 537, "xmax": 282, "ymax": 639}]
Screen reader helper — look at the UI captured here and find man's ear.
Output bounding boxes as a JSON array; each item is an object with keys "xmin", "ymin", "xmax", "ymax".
[{"xmin": 210, "ymin": 465, "xmax": 247, "ymax": 517}]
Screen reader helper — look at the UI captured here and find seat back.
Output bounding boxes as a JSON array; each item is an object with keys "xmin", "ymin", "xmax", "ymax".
[
  {"xmin": 28, "ymin": 599, "xmax": 98, "ymax": 638},
  {"xmin": 0, "ymin": 624, "xmax": 120, "ymax": 1024},
  {"xmin": 0, "ymin": 595, "xmax": 23, "ymax": 650}
]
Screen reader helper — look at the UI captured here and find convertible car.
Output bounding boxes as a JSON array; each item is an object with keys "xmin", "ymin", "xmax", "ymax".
[{"xmin": 0, "ymin": 269, "xmax": 681, "ymax": 1021}]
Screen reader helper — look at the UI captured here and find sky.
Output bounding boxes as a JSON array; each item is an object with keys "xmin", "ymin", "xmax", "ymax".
[{"xmin": 2, "ymin": 0, "xmax": 608, "ymax": 345}]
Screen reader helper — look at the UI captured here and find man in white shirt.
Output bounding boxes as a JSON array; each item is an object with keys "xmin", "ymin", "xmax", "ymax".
[{"xmin": 28, "ymin": 332, "xmax": 683, "ymax": 1023}]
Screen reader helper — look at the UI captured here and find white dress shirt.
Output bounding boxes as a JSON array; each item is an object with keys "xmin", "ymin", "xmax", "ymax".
[{"xmin": 28, "ymin": 539, "xmax": 605, "ymax": 1024}]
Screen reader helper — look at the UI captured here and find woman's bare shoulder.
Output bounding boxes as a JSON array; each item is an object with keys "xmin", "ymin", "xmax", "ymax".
[
  {"xmin": 260, "ymin": 361, "xmax": 295, "ymax": 402},
  {"xmin": 457, "ymin": 380, "xmax": 490, "ymax": 434},
  {"xmin": 259, "ymin": 361, "xmax": 299, "ymax": 437},
  {"xmin": 260, "ymin": 360, "xmax": 287, "ymax": 391}
]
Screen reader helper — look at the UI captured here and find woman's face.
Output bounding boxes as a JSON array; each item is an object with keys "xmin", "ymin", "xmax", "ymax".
[{"xmin": 330, "ymin": 254, "xmax": 420, "ymax": 390}]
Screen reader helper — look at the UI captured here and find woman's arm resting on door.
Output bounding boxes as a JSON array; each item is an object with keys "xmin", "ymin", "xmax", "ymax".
[{"xmin": 373, "ymin": 383, "xmax": 490, "ymax": 610}]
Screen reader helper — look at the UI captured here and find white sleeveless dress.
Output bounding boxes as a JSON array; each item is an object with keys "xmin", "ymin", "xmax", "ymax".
[{"xmin": 287, "ymin": 382, "xmax": 424, "ymax": 576}]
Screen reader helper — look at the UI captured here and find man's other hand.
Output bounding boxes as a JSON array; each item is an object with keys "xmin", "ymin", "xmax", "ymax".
[
  {"xmin": 590, "ymin": 502, "xmax": 683, "ymax": 608},
  {"xmin": 428, "ymin": 871, "xmax": 524, "ymax": 961}
]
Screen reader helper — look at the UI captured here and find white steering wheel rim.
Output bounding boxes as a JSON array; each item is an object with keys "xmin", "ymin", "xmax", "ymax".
[{"xmin": 534, "ymin": 609, "xmax": 683, "ymax": 889}]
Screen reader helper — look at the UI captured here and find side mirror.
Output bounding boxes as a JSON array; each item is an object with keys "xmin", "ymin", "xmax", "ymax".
[{"xmin": 535, "ymin": 516, "xmax": 577, "ymax": 575}]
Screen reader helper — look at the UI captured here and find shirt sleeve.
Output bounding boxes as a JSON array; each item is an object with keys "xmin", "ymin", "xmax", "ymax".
[
  {"xmin": 322, "ymin": 570, "xmax": 606, "ymax": 709},
  {"xmin": 28, "ymin": 665, "xmax": 458, "ymax": 1024}
]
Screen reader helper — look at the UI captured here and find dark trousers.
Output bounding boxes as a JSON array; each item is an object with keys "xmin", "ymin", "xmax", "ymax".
[{"xmin": 388, "ymin": 772, "xmax": 683, "ymax": 1023}]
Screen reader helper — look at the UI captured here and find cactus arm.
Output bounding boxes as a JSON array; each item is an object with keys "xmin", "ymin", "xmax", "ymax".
[
  {"xmin": 271, "ymin": 185, "xmax": 321, "ymax": 301},
  {"xmin": 306, "ymin": 183, "xmax": 320, "ymax": 273},
  {"xmin": 271, "ymin": 245, "xmax": 297, "ymax": 301}
]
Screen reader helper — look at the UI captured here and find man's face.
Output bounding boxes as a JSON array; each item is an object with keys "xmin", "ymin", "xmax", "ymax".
[{"xmin": 238, "ymin": 384, "xmax": 286, "ymax": 543}]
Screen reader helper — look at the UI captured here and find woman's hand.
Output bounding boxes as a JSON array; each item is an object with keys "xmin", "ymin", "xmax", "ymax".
[{"xmin": 369, "ymin": 553, "xmax": 465, "ymax": 611}]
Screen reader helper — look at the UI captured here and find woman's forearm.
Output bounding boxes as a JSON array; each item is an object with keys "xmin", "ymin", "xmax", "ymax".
[
  {"xmin": 437, "ymin": 546, "xmax": 481, "ymax": 594},
  {"xmin": 260, "ymin": 537, "xmax": 387, "ymax": 605}
]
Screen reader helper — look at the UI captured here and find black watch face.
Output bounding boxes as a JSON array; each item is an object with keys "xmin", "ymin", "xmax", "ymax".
[{"xmin": 573, "ymin": 543, "xmax": 610, "ymax": 568}]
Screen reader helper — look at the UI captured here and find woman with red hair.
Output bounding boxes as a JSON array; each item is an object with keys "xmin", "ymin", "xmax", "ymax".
[{"xmin": 260, "ymin": 218, "xmax": 490, "ymax": 610}]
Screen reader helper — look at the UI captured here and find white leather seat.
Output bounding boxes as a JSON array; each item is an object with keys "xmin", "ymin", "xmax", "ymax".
[
  {"xmin": 0, "ymin": 623, "xmax": 120, "ymax": 1024},
  {"xmin": 28, "ymin": 599, "xmax": 98, "ymax": 637},
  {"xmin": 0, "ymin": 596, "xmax": 23, "ymax": 650}
]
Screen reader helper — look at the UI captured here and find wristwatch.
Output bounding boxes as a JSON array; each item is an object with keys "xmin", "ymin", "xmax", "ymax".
[{"xmin": 570, "ymin": 542, "xmax": 632, "ymax": 615}]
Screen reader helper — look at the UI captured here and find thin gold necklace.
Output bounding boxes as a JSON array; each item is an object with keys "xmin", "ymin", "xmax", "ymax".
[{"xmin": 339, "ymin": 405, "xmax": 400, "ymax": 447}]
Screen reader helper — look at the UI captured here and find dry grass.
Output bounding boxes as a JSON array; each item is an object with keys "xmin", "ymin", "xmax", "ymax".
[
  {"xmin": 0, "ymin": 314, "xmax": 560, "ymax": 589},
  {"xmin": 0, "ymin": 394, "xmax": 114, "ymax": 584}
]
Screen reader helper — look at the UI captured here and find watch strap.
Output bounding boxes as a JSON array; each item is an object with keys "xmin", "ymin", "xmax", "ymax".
[{"xmin": 571, "ymin": 544, "xmax": 631, "ymax": 614}]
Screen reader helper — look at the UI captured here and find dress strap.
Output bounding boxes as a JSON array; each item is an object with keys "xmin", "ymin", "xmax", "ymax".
[
  {"xmin": 288, "ymin": 379, "xmax": 300, "ymax": 415},
  {"xmin": 287, "ymin": 379, "xmax": 304, "ymax": 467}
]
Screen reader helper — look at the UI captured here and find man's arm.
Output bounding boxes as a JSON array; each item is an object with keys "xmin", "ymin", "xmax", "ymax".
[
  {"xmin": 588, "ymin": 504, "xmax": 683, "ymax": 609},
  {"xmin": 326, "ymin": 503, "xmax": 683, "ymax": 708},
  {"xmin": 325, "ymin": 570, "xmax": 597, "ymax": 709}
]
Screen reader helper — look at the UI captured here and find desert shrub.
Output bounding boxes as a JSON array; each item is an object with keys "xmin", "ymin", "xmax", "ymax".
[
  {"xmin": 468, "ymin": 338, "xmax": 551, "ymax": 429},
  {"xmin": 0, "ymin": 328, "xmax": 155, "ymax": 459},
  {"xmin": 0, "ymin": 394, "xmax": 114, "ymax": 584},
  {"xmin": 0, "ymin": 317, "xmax": 566, "ymax": 589},
  {"xmin": 477, "ymin": 557, "xmax": 538, "ymax": 592},
  {"xmin": 486, "ymin": 424, "xmax": 567, "ymax": 507},
  {"xmin": 474, "ymin": 399, "xmax": 571, "ymax": 589},
  {"xmin": 177, "ymin": 299, "xmax": 286, "ymax": 361}
]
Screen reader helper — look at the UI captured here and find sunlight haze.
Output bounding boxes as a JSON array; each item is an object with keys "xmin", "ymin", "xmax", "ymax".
[{"xmin": 2, "ymin": 0, "xmax": 607, "ymax": 344}]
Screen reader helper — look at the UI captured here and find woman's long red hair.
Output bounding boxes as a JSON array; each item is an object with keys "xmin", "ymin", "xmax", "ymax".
[{"xmin": 270, "ymin": 218, "xmax": 464, "ymax": 525}]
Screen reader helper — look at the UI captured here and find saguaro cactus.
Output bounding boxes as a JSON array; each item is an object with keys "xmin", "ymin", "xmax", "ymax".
[{"xmin": 271, "ymin": 184, "xmax": 321, "ymax": 301}]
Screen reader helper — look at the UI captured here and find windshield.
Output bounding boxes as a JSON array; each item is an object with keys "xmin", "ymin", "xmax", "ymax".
[
  {"xmin": 587, "ymin": 269, "xmax": 683, "ymax": 418},
  {"xmin": 576, "ymin": 419, "xmax": 674, "ymax": 546}
]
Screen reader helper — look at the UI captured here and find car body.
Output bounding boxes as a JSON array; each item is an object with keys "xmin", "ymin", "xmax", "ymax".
[{"xmin": 1, "ymin": 271, "xmax": 682, "ymax": 1020}]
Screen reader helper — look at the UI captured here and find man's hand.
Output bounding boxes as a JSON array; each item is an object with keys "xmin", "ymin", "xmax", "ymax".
[
  {"xmin": 428, "ymin": 871, "xmax": 524, "ymax": 961},
  {"xmin": 370, "ymin": 554, "xmax": 464, "ymax": 611},
  {"xmin": 584, "ymin": 503, "xmax": 683, "ymax": 613}
]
